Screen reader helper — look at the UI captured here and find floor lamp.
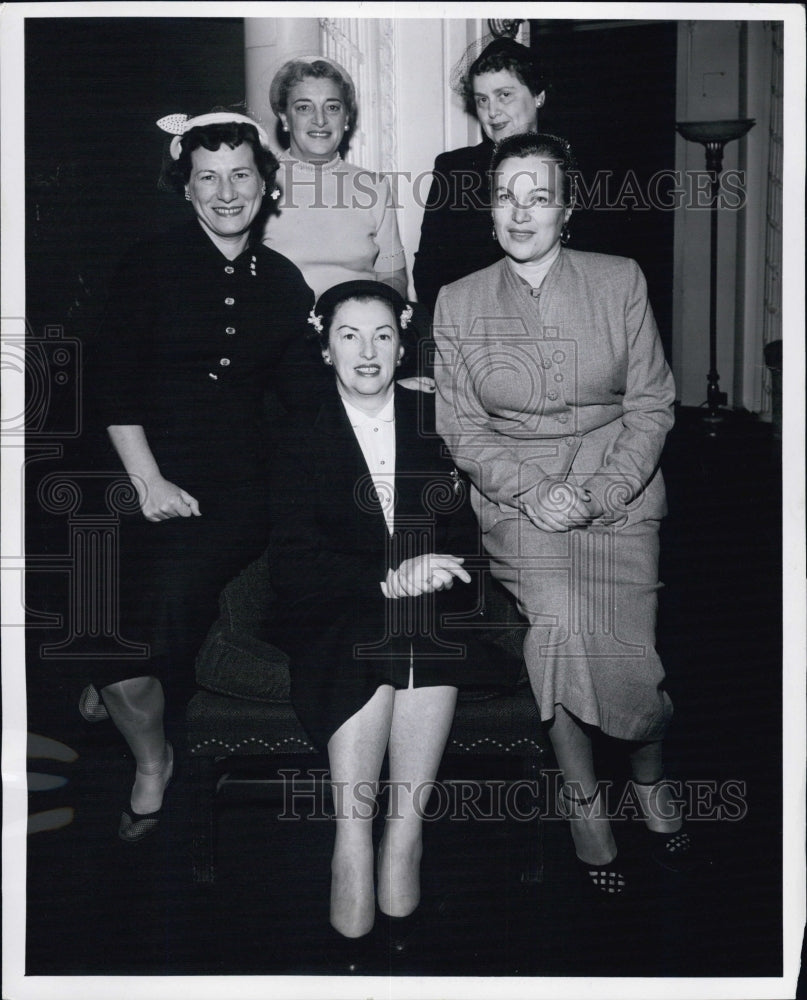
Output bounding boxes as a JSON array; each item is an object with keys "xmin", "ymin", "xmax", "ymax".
[{"xmin": 675, "ymin": 118, "xmax": 755, "ymax": 424}]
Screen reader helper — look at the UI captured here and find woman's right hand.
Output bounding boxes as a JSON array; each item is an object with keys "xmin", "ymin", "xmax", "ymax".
[
  {"xmin": 381, "ymin": 554, "xmax": 470, "ymax": 599},
  {"xmin": 521, "ymin": 482, "xmax": 599, "ymax": 532},
  {"xmin": 134, "ymin": 475, "xmax": 202, "ymax": 522}
]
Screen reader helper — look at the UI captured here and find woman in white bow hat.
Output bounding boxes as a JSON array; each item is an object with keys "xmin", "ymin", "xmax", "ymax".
[{"xmin": 82, "ymin": 110, "xmax": 318, "ymax": 842}]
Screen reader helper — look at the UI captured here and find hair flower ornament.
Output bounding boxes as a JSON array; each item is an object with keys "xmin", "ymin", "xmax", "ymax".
[
  {"xmin": 399, "ymin": 304, "xmax": 414, "ymax": 330},
  {"xmin": 307, "ymin": 309, "xmax": 324, "ymax": 334}
]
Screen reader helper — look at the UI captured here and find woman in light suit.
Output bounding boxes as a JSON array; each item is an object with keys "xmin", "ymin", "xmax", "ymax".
[{"xmin": 434, "ymin": 133, "xmax": 693, "ymax": 895}]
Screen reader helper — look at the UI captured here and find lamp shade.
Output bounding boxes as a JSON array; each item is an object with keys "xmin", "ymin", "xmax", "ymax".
[{"xmin": 675, "ymin": 119, "xmax": 756, "ymax": 144}]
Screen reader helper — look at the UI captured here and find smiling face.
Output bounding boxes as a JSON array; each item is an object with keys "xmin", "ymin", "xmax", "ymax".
[
  {"xmin": 472, "ymin": 69, "xmax": 544, "ymax": 143},
  {"xmin": 492, "ymin": 154, "xmax": 572, "ymax": 266},
  {"xmin": 323, "ymin": 298, "xmax": 404, "ymax": 414},
  {"xmin": 186, "ymin": 143, "xmax": 264, "ymax": 254},
  {"xmin": 280, "ymin": 76, "xmax": 347, "ymax": 163}
]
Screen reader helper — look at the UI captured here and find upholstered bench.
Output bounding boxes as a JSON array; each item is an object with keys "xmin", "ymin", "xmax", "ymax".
[{"xmin": 185, "ymin": 554, "xmax": 547, "ymax": 884}]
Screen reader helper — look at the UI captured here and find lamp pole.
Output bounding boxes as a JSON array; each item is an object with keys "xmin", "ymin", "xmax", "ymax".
[{"xmin": 676, "ymin": 119, "xmax": 755, "ymax": 423}]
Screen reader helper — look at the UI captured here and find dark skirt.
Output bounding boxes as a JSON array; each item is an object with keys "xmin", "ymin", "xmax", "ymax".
[
  {"xmin": 273, "ymin": 588, "xmax": 518, "ymax": 751},
  {"xmin": 90, "ymin": 481, "xmax": 271, "ymax": 707}
]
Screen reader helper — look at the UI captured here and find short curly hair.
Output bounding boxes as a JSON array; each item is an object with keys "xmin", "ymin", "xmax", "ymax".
[
  {"xmin": 268, "ymin": 58, "xmax": 358, "ymax": 149},
  {"xmin": 490, "ymin": 132, "xmax": 577, "ymax": 207},
  {"xmin": 462, "ymin": 38, "xmax": 546, "ymax": 118},
  {"xmin": 160, "ymin": 121, "xmax": 279, "ymax": 195}
]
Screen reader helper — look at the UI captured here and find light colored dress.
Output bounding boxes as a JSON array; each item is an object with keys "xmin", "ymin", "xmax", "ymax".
[
  {"xmin": 263, "ymin": 150, "xmax": 406, "ymax": 298},
  {"xmin": 433, "ymin": 249, "xmax": 676, "ymax": 742}
]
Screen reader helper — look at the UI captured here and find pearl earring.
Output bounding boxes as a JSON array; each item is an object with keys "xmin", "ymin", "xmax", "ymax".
[
  {"xmin": 185, "ymin": 190, "xmax": 191, "ymax": 201},
  {"xmin": 282, "ymin": 123, "xmax": 288, "ymax": 132}
]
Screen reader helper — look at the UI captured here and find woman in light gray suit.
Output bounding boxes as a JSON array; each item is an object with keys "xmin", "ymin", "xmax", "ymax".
[{"xmin": 434, "ymin": 133, "xmax": 694, "ymax": 896}]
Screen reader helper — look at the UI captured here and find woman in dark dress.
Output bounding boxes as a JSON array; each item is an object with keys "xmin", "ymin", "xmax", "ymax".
[
  {"xmin": 268, "ymin": 281, "xmax": 518, "ymax": 943},
  {"xmin": 413, "ymin": 38, "xmax": 546, "ymax": 313},
  {"xmin": 83, "ymin": 111, "xmax": 315, "ymax": 841}
]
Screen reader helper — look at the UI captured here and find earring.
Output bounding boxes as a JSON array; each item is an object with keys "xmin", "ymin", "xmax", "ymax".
[
  {"xmin": 184, "ymin": 190, "xmax": 191, "ymax": 202},
  {"xmin": 261, "ymin": 184, "xmax": 266, "ymax": 196},
  {"xmin": 323, "ymin": 355, "xmax": 332, "ymax": 366},
  {"xmin": 281, "ymin": 122, "xmax": 289, "ymax": 132},
  {"xmin": 561, "ymin": 224, "xmax": 571, "ymax": 245},
  {"xmin": 492, "ymin": 226, "xmax": 498, "ymax": 240}
]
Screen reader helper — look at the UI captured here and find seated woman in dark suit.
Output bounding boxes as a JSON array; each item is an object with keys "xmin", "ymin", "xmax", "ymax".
[{"xmin": 268, "ymin": 281, "xmax": 517, "ymax": 945}]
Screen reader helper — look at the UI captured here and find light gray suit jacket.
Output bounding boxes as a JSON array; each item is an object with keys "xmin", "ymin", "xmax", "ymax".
[{"xmin": 433, "ymin": 249, "xmax": 675, "ymax": 533}]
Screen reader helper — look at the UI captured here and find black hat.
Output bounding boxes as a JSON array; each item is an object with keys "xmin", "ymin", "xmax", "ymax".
[
  {"xmin": 310, "ymin": 281, "xmax": 415, "ymax": 346},
  {"xmin": 314, "ymin": 280, "xmax": 407, "ymax": 321}
]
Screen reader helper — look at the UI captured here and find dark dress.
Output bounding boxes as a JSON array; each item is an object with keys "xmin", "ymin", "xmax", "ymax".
[
  {"xmin": 267, "ymin": 386, "xmax": 519, "ymax": 750},
  {"xmin": 413, "ymin": 141, "xmax": 503, "ymax": 314},
  {"xmin": 89, "ymin": 220, "xmax": 318, "ymax": 700}
]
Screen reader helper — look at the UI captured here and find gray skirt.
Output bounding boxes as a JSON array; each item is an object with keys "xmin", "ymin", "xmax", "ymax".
[{"xmin": 482, "ymin": 515, "xmax": 673, "ymax": 742}]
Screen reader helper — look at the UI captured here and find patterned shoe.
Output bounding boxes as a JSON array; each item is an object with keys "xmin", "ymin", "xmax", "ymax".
[
  {"xmin": 78, "ymin": 684, "xmax": 109, "ymax": 723},
  {"xmin": 118, "ymin": 743, "xmax": 173, "ymax": 843}
]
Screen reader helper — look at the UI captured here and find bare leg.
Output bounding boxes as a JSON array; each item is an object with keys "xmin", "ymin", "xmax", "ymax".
[
  {"xmin": 547, "ymin": 705, "xmax": 616, "ymax": 865},
  {"xmin": 377, "ymin": 683, "xmax": 458, "ymax": 918},
  {"xmin": 100, "ymin": 676, "xmax": 171, "ymax": 814},
  {"xmin": 326, "ymin": 685, "xmax": 395, "ymax": 938},
  {"xmin": 628, "ymin": 739, "xmax": 682, "ymax": 833}
]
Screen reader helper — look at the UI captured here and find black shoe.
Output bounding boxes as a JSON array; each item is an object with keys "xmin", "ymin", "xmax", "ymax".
[
  {"xmin": 377, "ymin": 908, "xmax": 423, "ymax": 957},
  {"xmin": 575, "ymin": 855, "xmax": 628, "ymax": 898},
  {"xmin": 79, "ymin": 684, "xmax": 109, "ymax": 723},
  {"xmin": 326, "ymin": 925, "xmax": 375, "ymax": 974},
  {"xmin": 117, "ymin": 743, "xmax": 173, "ymax": 843},
  {"xmin": 646, "ymin": 825, "xmax": 705, "ymax": 873}
]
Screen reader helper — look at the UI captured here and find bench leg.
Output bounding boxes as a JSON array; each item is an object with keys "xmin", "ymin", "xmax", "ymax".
[
  {"xmin": 188, "ymin": 753, "xmax": 218, "ymax": 884},
  {"xmin": 520, "ymin": 750, "xmax": 544, "ymax": 884}
]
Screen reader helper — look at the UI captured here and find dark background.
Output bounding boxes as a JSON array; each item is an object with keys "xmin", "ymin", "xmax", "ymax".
[
  {"xmin": 25, "ymin": 17, "xmax": 246, "ymax": 344},
  {"xmin": 531, "ymin": 19, "xmax": 677, "ymax": 358}
]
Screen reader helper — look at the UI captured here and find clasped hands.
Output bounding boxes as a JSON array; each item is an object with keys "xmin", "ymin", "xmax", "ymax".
[
  {"xmin": 135, "ymin": 475, "xmax": 201, "ymax": 522},
  {"xmin": 521, "ymin": 482, "xmax": 604, "ymax": 533},
  {"xmin": 381, "ymin": 553, "xmax": 470, "ymax": 599}
]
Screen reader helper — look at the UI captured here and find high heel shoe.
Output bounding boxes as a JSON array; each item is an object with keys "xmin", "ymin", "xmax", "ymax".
[
  {"xmin": 325, "ymin": 925, "xmax": 375, "ymax": 974},
  {"xmin": 377, "ymin": 908, "xmax": 423, "ymax": 957},
  {"xmin": 633, "ymin": 777, "xmax": 703, "ymax": 873},
  {"xmin": 79, "ymin": 684, "xmax": 109, "ymax": 723},
  {"xmin": 118, "ymin": 742, "xmax": 173, "ymax": 844},
  {"xmin": 561, "ymin": 785, "xmax": 628, "ymax": 898}
]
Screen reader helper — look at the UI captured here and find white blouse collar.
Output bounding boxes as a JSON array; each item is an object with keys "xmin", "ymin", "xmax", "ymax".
[{"xmin": 340, "ymin": 393, "xmax": 395, "ymax": 427}]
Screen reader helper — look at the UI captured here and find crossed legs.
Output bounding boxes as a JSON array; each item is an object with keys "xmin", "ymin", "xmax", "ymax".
[{"xmin": 326, "ymin": 680, "xmax": 458, "ymax": 938}]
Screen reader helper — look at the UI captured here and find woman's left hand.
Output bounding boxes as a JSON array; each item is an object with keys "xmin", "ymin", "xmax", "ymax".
[
  {"xmin": 381, "ymin": 554, "xmax": 470, "ymax": 599},
  {"xmin": 522, "ymin": 484, "xmax": 603, "ymax": 532}
]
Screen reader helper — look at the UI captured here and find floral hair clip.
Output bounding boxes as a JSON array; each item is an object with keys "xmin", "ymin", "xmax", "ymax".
[
  {"xmin": 307, "ymin": 309, "xmax": 324, "ymax": 334},
  {"xmin": 399, "ymin": 304, "xmax": 414, "ymax": 330}
]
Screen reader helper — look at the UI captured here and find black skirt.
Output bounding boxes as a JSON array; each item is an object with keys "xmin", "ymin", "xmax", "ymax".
[
  {"xmin": 92, "ymin": 482, "xmax": 271, "ymax": 706},
  {"xmin": 273, "ymin": 585, "xmax": 516, "ymax": 752}
]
